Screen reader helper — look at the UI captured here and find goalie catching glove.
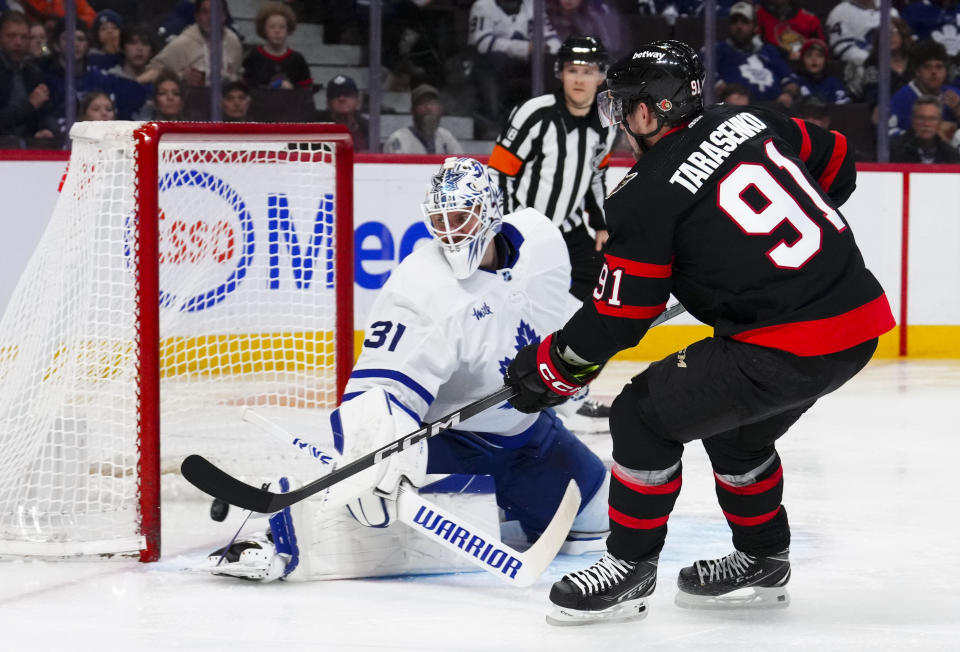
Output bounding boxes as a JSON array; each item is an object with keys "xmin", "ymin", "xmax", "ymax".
[
  {"xmin": 331, "ymin": 388, "xmax": 427, "ymax": 527},
  {"xmin": 505, "ymin": 332, "xmax": 604, "ymax": 413}
]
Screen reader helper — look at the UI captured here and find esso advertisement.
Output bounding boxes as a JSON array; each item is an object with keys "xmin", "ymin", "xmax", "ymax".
[
  {"xmin": 153, "ymin": 162, "xmax": 438, "ymax": 331},
  {"xmin": 155, "ymin": 161, "xmax": 340, "ymax": 335}
]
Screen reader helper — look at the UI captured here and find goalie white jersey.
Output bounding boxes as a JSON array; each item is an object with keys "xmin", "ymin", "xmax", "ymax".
[{"xmin": 345, "ymin": 207, "xmax": 579, "ymax": 437}]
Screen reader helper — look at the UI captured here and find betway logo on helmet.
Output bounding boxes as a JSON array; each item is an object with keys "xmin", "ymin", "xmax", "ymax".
[{"xmin": 633, "ymin": 50, "xmax": 665, "ymax": 60}]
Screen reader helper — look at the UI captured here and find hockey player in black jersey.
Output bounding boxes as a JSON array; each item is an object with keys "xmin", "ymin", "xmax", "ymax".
[{"xmin": 503, "ymin": 40, "xmax": 895, "ymax": 626}]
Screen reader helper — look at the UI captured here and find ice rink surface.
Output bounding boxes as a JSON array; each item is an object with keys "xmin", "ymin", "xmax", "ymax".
[{"xmin": 2, "ymin": 359, "xmax": 958, "ymax": 651}]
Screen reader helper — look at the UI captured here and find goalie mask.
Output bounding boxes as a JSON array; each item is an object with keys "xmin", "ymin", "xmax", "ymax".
[{"xmin": 421, "ymin": 157, "xmax": 503, "ymax": 279}]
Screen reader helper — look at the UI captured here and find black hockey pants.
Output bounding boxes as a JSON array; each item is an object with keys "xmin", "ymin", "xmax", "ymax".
[{"xmin": 605, "ymin": 336, "xmax": 878, "ymax": 561}]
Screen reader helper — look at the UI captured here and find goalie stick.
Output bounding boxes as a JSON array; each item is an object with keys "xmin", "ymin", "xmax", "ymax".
[
  {"xmin": 240, "ymin": 408, "xmax": 579, "ymax": 587},
  {"xmin": 180, "ymin": 301, "xmax": 686, "ymax": 514}
]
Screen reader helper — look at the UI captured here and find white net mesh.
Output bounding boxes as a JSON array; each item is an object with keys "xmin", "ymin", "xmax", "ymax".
[{"xmin": 0, "ymin": 122, "xmax": 348, "ymax": 558}]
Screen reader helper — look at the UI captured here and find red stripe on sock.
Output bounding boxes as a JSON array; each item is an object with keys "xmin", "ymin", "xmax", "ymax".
[
  {"xmin": 608, "ymin": 506, "xmax": 670, "ymax": 529},
  {"xmin": 612, "ymin": 466, "xmax": 682, "ymax": 495},
  {"xmin": 714, "ymin": 466, "xmax": 783, "ymax": 495},
  {"xmin": 722, "ymin": 506, "xmax": 782, "ymax": 526}
]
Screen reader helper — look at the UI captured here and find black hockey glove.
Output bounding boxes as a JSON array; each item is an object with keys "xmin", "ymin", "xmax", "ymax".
[{"xmin": 504, "ymin": 332, "xmax": 602, "ymax": 413}]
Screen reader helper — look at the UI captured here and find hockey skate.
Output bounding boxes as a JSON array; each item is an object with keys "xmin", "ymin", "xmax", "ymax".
[
  {"xmin": 546, "ymin": 552, "xmax": 658, "ymax": 626},
  {"xmin": 675, "ymin": 549, "xmax": 790, "ymax": 609},
  {"xmin": 559, "ymin": 398, "xmax": 611, "ymax": 434}
]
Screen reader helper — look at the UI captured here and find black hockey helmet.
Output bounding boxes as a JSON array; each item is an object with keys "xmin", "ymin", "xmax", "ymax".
[
  {"xmin": 554, "ymin": 35, "xmax": 609, "ymax": 76},
  {"xmin": 599, "ymin": 40, "xmax": 705, "ymax": 128}
]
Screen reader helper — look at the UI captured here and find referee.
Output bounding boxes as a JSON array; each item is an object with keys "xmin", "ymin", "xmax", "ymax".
[
  {"xmin": 488, "ymin": 35, "xmax": 616, "ymax": 421},
  {"xmin": 487, "ymin": 35, "xmax": 616, "ymax": 303}
]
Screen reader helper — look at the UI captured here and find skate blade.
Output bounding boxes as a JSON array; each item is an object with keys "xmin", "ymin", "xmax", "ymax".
[
  {"xmin": 546, "ymin": 598, "xmax": 648, "ymax": 626},
  {"xmin": 561, "ymin": 414, "xmax": 610, "ymax": 435},
  {"xmin": 674, "ymin": 586, "xmax": 790, "ymax": 610}
]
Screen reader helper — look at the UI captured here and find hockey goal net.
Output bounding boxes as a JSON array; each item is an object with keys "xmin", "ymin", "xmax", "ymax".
[{"xmin": 0, "ymin": 122, "xmax": 353, "ymax": 561}]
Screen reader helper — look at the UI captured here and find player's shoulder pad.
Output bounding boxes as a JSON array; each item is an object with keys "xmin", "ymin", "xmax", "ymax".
[
  {"xmin": 503, "ymin": 207, "xmax": 565, "ymax": 248},
  {"xmin": 501, "ymin": 207, "xmax": 570, "ymax": 271},
  {"xmin": 379, "ymin": 240, "xmax": 461, "ymax": 303}
]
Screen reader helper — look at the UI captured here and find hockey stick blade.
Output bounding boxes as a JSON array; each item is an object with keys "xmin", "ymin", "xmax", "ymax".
[
  {"xmin": 651, "ymin": 302, "xmax": 686, "ymax": 328},
  {"xmin": 181, "ymin": 385, "xmax": 518, "ymax": 513},
  {"xmin": 397, "ymin": 479, "xmax": 580, "ymax": 587}
]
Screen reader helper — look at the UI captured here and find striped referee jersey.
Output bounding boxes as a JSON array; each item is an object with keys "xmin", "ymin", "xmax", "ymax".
[{"xmin": 488, "ymin": 93, "xmax": 617, "ymax": 234}]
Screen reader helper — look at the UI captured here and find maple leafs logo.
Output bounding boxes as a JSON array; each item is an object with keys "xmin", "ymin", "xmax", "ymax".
[{"xmin": 498, "ymin": 321, "xmax": 540, "ymax": 408}]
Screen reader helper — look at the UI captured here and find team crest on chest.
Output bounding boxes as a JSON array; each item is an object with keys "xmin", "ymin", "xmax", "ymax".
[{"xmin": 497, "ymin": 321, "xmax": 540, "ymax": 408}]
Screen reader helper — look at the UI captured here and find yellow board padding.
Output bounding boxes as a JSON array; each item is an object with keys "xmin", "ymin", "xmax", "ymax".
[
  {"xmin": 904, "ymin": 326, "xmax": 960, "ymax": 358},
  {"xmin": 161, "ymin": 332, "xmax": 336, "ymax": 376},
  {"xmin": 352, "ymin": 325, "xmax": 905, "ymax": 365}
]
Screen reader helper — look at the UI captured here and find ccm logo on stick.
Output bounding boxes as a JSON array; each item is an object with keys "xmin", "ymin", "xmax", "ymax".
[{"xmin": 372, "ymin": 415, "xmax": 461, "ymax": 463}]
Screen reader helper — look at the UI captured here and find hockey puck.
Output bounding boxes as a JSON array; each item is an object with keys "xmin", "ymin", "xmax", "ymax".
[{"xmin": 209, "ymin": 498, "xmax": 230, "ymax": 522}]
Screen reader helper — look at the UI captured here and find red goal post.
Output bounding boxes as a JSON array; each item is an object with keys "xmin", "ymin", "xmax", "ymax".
[{"xmin": 0, "ymin": 122, "xmax": 354, "ymax": 562}]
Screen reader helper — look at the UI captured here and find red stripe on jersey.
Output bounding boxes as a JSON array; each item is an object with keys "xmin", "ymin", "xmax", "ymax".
[
  {"xmin": 730, "ymin": 294, "xmax": 895, "ymax": 356},
  {"xmin": 715, "ymin": 466, "xmax": 783, "ymax": 495},
  {"xmin": 722, "ymin": 506, "xmax": 782, "ymax": 526},
  {"xmin": 612, "ymin": 466, "xmax": 682, "ymax": 495},
  {"xmin": 594, "ymin": 300, "xmax": 668, "ymax": 320},
  {"xmin": 604, "ymin": 253, "xmax": 672, "ymax": 278},
  {"xmin": 608, "ymin": 507, "xmax": 670, "ymax": 530},
  {"xmin": 791, "ymin": 118, "xmax": 812, "ymax": 162},
  {"xmin": 818, "ymin": 131, "xmax": 848, "ymax": 191}
]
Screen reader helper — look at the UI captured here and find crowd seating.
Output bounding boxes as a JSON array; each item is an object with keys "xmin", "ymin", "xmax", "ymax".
[{"xmin": 2, "ymin": 1, "xmax": 950, "ymax": 161}]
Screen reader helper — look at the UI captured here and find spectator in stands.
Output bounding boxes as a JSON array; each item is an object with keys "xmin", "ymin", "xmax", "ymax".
[
  {"xmin": 546, "ymin": 0, "xmax": 620, "ymax": 55},
  {"xmin": 39, "ymin": 18, "xmax": 148, "ymax": 124},
  {"xmin": 157, "ymin": 0, "xmax": 236, "ymax": 44},
  {"xmin": 78, "ymin": 89, "xmax": 114, "ymax": 121},
  {"xmin": 0, "ymin": 10, "xmax": 52, "ymax": 143},
  {"xmin": 384, "ymin": 83, "xmax": 463, "ymax": 154},
  {"xmin": 87, "ymin": 8, "xmax": 121, "ymax": 70},
  {"xmin": 795, "ymin": 38, "xmax": 851, "ymax": 104},
  {"xmin": 20, "ymin": 0, "xmax": 95, "ymax": 29},
  {"xmin": 719, "ymin": 82, "xmax": 751, "ymax": 105},
  {"xmin": 242, "ymin": 2, "xmax": 312, "ymax": 90},
  {"xmin": 468, "ymin": 0, "xmax": 561, "ymax": 138},
  {"xmin": 756, "ymin": 0, "xmax": 825, "ymax": 61},
  {"xmin": 140, "ymin": 0, "xmax": 242, "ymax": 87},
  {"xmin": 827, "ymin": 0, "xmax": 900, "ymax": 65},
  {"xmin": 104, "ymin": 26, "xmax": 154, "ymax": 81},
  {"xmin": 890, "ymin": 94, "xmax": 960, "ymax": 162},
  {"xmin": 889, "ymin": 39, "xmax": 960, "ymax": 137},
  {"xmin": 27, "ymin": 17, "xmax": 46, "ymax": 57},
  {"xmin": 221, "ymin": 79, "xmax": 250, "ymax": 122},
  {"xmin": 380, "ymin": 0, "xmax": 449, "ymax": 91},
  {"xmin": 794, "ymin": 93, "xmax": 831, "ymax": 129},
  {"xmin": 845, "ymin": 16, "xmax": 912, "ymax": 109},
  {"xmin": 142, "ymin": 69, "xmax": 184, "ymax": 120},
  {"xmin": 901, "ymin": 0, "xmax": 960, "ymax": 58},
  {"xmin": 316, "ymin": 74, "xmax": 369, "ymax": 152},
  {"xmin": 711, "ymin": 1, "xmax": 799, "ymax": 107}
]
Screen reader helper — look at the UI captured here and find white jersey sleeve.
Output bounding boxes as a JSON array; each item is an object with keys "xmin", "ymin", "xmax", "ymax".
[
  {"xmin": 345, "ymin": 260, "xmax": 458, "ymax": 424},
  {"xmin": 468, "ymin": 0, "xmax": 530, "ymax": 60},
  {"xmin": 826, "ymin": 1, "xmax": 899, "ymax": 66}
]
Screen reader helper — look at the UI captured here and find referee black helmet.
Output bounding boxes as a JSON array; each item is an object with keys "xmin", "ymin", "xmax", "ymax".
[{"xmin": 554, "ymin": 35, "xmax": 609, "ymax": 76}]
